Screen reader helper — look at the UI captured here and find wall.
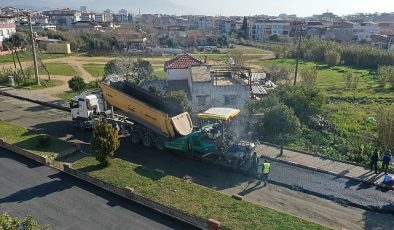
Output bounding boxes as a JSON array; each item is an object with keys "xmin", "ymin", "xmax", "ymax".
[
  {"xmin": 166, "ymin": 68, "xmax": 190, "ymax": 81},
  {"xmin": 192, "ymin": 81, "xmax": 250, "ymax": 113},
  {"xmin": 47, "ymin": 43, "xmax": 71, "ymax": 54}
]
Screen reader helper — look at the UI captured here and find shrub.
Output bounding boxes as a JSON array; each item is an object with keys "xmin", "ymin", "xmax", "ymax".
[
  {"xmin": 68, "ymin": 76, "xmax": 86, "ymax": 92},
  {"xmin": 91, "ymin": 120, "xmax": 120, "ymax": 167},
  {"xmin": 325, "ymin": 50, "xmax": 341, "ymax": 66}
]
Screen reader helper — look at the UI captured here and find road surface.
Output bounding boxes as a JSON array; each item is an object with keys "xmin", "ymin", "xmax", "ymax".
[
  {"xmin": 1, "ymin": 95, "xmax": 393, "ymax": 229},
  {"xmin": 0, "ymin": 148, "xmax": 198, "ymax": 230}
]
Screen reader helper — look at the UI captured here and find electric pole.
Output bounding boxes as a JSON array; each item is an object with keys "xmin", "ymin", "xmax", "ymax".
[
  {"xmin": 293, "ymin": 22, "xmax": 303, "ymax": 86},
  {"xmin": 28, "ymin": 14, "xmax": 40, "ymax": 86}
]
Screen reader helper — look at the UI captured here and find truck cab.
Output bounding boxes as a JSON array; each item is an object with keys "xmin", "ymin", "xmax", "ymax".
[{"xmin": 70, "ymin": 90, "xmax": 106, "ymax": 129}]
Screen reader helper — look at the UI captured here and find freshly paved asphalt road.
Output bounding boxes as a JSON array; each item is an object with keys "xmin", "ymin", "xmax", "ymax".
[
  {"xmin": 0, "ymin": 148, "xmax": 199, "ymax": 230},
  {"xmin": 0, "ymin": 95, "xmax": 393, "ymax": 213}
]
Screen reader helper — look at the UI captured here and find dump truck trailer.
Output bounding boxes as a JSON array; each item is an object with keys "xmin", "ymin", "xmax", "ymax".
[{"xmin": 70, "ymin": 75, "xmax": 255, "ymax": 171}]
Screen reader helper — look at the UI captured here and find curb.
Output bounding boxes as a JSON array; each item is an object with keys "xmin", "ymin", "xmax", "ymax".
[
  {"xmin": 0, "ymin": 89, "xmax": 70, "ymax": 112},
  {"xmin": 260, "ymin": 155, "xmax": 394, "ymax": 191},
  {"xmin": 0, "ymin": 140, "xmax": 229, "ymax": 230}
]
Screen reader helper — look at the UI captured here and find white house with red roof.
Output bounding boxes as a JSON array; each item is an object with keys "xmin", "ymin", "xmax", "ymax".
[
  {"xmin": 164, "ymin": 53, "xmax": 207, "ymax": 98},
  {"xmin": 0, "ymin": 16, "xmax": 16, "ymax": 49},
  {"xmin": 164, "ymin": 53, "xmax": 205, "ymax": 81}
]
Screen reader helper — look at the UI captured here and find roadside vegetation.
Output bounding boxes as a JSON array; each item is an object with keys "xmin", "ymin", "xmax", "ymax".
[
  {"xmin": 0, "ymin": 119, "xmax": 327, "ymax": 229},
  {"xmin": 0, "ymin": 120, "xmax": 71, "ymax": 157},
  {"xmin": 73, "ymin": 156, "xmax": 328, "ymax": 230},
  {"xmin": 0, "ymin": 212, "xmax": 50, "ymax": 230},
  {"xmin": 244, "ymin": 39, "xmax": 394, "ymax": 171}
]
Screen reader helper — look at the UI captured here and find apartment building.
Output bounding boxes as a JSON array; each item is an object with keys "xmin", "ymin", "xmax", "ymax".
[
  {"xmin": 43, "ymin": 8, "xmax": 81, "ymax": 26},
  {"xmin": 248, "ymin": 19, "xmax": 290, "ymax": 40}
]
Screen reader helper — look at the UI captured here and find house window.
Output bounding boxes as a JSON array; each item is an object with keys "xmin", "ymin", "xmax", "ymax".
[
  {"xmin": 224, "ymin": 95, "xmax": 237, "ymax": 105},
  {"xmin": 0, "ymin": 30, "xmax": 3, "ymax": 36},
  {"xmin": 197, "ymin": 95, "xmax": 208, "ymax": 106}
]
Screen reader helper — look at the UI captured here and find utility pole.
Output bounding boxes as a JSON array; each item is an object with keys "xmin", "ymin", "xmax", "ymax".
[
  {"xmin": 293, "ymin": 22, "xmax": 303, "ymax": 86},
  {"xmin": 28, "ymin": 14, "xmax": 40, "ymax": 86}
]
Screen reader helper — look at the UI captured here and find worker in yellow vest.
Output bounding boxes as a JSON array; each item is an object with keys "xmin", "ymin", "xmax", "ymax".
[{"xmin": 260, "ymin": 160, "xmax": 271, "ymax": 185}]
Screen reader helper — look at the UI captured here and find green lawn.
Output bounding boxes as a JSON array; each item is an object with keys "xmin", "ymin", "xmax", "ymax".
[
  {"xmin": 0, "ymin": 120, "xmax": 71, "ymax": 157},
  {"xmin": 257, "ymin": 58, "xmax": 394, "ymax": 98},
  {"xmin": 56, "ymin": 91, "xmax": 79, "ymax": 100},
  {"xmin": 39, "ymin": 63, "xmax": 78, "ymax": 76},
  {"xmin": 83, "ymin": 63, "xmax": 105, "ymax": 78},
  {"xmin": 0, "ymin": 51, "xmax": 68, "ymax": 63},
  {"xmin": 73, "ymin": 156, "xmax": 328, "ymax": 230}
]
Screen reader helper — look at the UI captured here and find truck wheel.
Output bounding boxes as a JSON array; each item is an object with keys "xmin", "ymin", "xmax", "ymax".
[
  {"xmin": 155, "ymin": 138, "xmax": 165, "ymax": 151},
  {"xmin": 142, "ymin": 135, "xmax": 153, "ymax": 148},
  {"xmin": 77, "ymin": 119, "xmax": 85, "ymax": 130},
  {"xmin": 130, "ymin": 132, "xmax": 141, "ymax": 144}
]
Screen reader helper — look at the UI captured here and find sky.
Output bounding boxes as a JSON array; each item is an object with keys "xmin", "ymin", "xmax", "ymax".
[{"xmin": 172, "ymin": 0, "xmax": 394, "ymax": 16}]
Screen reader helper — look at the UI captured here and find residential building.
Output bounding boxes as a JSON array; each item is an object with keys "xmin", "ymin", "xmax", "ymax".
[
  {"xmin": 80, "ymin": 12, "xmax": 95, "ymax": 22},
  {"xmin": 43, "ymin": 8, "xmax": 81, "ymax": 26},
  {"xmin": 248, "ymin": 19, "xmax": 290, "ymax": 40},
  {"xmin": 353, "ymin": 21, "xmax": 380, "ymax": 42},
  {"xmin": 95, "ymin": 13, "xmax": 113, "ymax": 22},
  {"xmin": 0, "ymin": 16, "xmax": 16, "ymax": 49}
]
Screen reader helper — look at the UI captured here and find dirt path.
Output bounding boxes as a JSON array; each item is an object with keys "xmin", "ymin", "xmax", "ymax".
[{"xmin": 33, "ymin": 75, "xmax": 71, "ymax": 96}]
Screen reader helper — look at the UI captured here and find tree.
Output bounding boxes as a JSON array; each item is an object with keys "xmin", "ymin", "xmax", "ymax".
[
  {"xmin": 68, "ymin": 76, "xmax": 86, "ymax": 92},
  {"xmin": 4, "ymin": 32, "xmax": 29, "ymax": 75},
  {"xmin": 130, "ymin": 59, "xmax": 154, "ymax": 84},
  {"xmin": 276, "ymin": 85, "xmax": 325, "ymax": 124},
  {"xmin": 91, "ymin": 120, "xmax": 120, "ymax": 167},
  {"xmin": 0, "ymin": 212, "xmax": 50, "ymax": 230},
  {"xmin": 259, "ymin": 104, "xmax": 301, "ymax": 155},
  {"xmin": 228, "ymin": 49, "xmax": 248, "ymax": 67},
  {"xmin": 269, "ymin": 34, "xmax": 279, "ymax": 42},
  {"xmin": 103, "ymin": 58, "xmax": 132, "ymax": 77},
  {"xmin": 325, "ymin": 50, "xmax": 341, "ymax": 66},
  {"xmin": 264, "ymin": 64, "xmax": 291, "ymax": 83},
  {"xmin": 240, "ymin": 16, "xmax": 248, "ymax": 39},
  {"xmin": 207, "ymin": 36, "xmax": 217, "ymax": 46},
  {"xmin": 300, "ymin": 66, "xmax": 318, "ymax": 87},
  {"xmin": 164, "ymin": 91, "xmax": 191, "ymax": 112},
  {"xmin": 271, "ymin": 45, "xmax": 283, "ymax": 59},
  {"xmin": 217, "ymin": 34, "xmax": 228, "ymax": 48}
]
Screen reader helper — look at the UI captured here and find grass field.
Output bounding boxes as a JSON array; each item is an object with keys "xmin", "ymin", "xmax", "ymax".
[
  {"xmin": 83, "ymin": 63, "xmax": 105, "ymax": 78},
  {"xmin": 256, "ymin": 58, "xmax": 394, "ymax": 98},
  {"xmin": 73, "ymin": 156, "xmax": 327, "ymax": 230},
  {"xmin": 39, "ymin": 63, "xmax": 78, "ymax": 76},
  {"xmin": 0, "ymin": 51, "xmax": 68, "ymax": 63},
  {"xmin": 0, "ymin": 120, "xmax": 71, "ymax": 157}
]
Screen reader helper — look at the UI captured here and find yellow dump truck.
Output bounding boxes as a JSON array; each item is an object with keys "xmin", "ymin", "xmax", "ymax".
[{"xmin": 70, "ymin": 75, "xmax": 254, "ymax": 171}]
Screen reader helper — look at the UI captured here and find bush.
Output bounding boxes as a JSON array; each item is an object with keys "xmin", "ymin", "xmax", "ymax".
[
  {"xmin": 91, "ymin": 120, "xmax": 120, "ymax": 166},
  {"xmin": 0, "ymin": 212, "xmax": 50, "ymax": 230},
  {"xmin": 325, "ymin": 50, "xmax": 341, "ymax": 66},
  {"xmin": 68, "ymin": 76, "xmax": 86, "ymax": 92}
]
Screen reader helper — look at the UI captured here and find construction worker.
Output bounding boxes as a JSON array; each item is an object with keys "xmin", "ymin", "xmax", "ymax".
[
  {"xmin": 260, "ymin": 160, "xmax": 271, "ymax": 185},
  {"xmin": 249, "ymin": 152, "xmax": 259, "ymax": 177},
  {"xmin": 370, "ymin": 149, "xmax": 379, "ymax": 174}
]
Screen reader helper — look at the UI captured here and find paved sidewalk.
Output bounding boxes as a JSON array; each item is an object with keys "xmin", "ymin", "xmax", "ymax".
[
  {"xmin": 0, "ymin": 86, "xmax": 69, "ymax": 111},
  {"xmin": 255, "ymin": 144, "xmax": 393, "ymax": 189}
]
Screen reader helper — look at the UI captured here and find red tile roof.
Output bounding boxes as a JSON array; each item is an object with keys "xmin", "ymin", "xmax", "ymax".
[{"xmin": 164, "ymin": 53, "xmax": 204, "ymax": 70}]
